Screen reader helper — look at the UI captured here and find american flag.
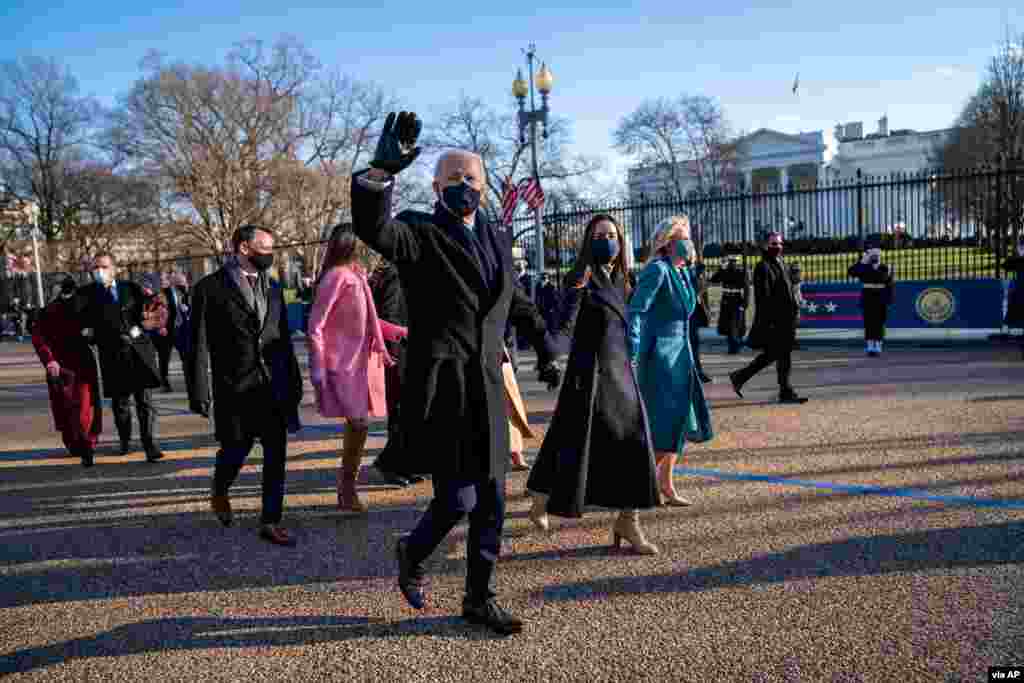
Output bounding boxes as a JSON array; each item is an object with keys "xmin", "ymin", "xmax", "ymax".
[
  {"xmin": 500, "ymin": 176, "xmax": 519, "ymax": 226},
  {"xmin": 520, "ymin": 177, "xmax": 545, "ymax": 210}
]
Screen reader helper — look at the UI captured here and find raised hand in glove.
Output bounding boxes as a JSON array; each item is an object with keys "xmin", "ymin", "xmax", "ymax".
[
  {"xmin": 189, "ymin": 400, "xmax": 210, "ymax": 418},
  {"xmin": 538, "ymin": 362, "xmax": 561, "ymax": 391},
  {"xmin": 370, "ymin": 111, "xmax": 422, "ymax": 175}
]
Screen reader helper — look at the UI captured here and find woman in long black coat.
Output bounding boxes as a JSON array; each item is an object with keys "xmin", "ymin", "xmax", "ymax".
[{"xmin": 526, "ymin": 214, "xmax": 660, "ymax": 555}]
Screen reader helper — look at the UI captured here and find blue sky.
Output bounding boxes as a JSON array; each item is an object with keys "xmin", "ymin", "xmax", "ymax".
[{"xmin": 4, "ymin": 1, "xmax": 1022, "ymax": 185}]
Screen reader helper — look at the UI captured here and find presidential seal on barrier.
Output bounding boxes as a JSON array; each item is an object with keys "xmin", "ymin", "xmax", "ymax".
[{"xmin": 915, "ymin": 287, "xmax": 956, "ymax": 324}]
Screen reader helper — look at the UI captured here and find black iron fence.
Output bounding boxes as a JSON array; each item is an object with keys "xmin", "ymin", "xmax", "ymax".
[
  {"xmin": 4, "ymin": 165, "xmax": 1022, "ymax": 312},
  {"xmin": 512, "ymin": 165, "xmax": 1024, "ymax": 285}
]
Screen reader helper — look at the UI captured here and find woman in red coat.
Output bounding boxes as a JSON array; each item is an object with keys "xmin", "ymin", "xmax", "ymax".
[{"xmin": 31, "ymin": 277, "xmax": 103, "ymax": 467}]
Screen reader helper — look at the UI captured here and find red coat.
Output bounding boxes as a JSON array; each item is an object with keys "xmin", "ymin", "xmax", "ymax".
[{"xmin": 31, "ymin": 298, "xmax": 102, "ymax": 448}]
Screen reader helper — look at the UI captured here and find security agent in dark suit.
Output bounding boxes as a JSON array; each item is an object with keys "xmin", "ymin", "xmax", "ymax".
[
  {"xmin": 352, "ymin": 112, "xmax": 561, "ymax": 635},
  {"xmin": 75, "ymin": 252, "xmax": 164, "ymax": 461},
  {"xmin": 728, "ymin": 232, "xmax": 807, "ymax": 404}
]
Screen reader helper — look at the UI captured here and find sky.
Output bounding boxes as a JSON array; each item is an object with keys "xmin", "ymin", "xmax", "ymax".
[{"xmin": 4, "ymin": 0, "xmax": 1023, "ymax": 187}]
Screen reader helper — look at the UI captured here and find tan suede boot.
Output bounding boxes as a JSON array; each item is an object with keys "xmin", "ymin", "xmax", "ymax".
[{"xmin": 338, "ymin": 425, "xmax": 369, "ymax": 513}]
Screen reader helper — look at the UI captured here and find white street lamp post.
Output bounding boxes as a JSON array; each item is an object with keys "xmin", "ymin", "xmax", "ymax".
[{"xmin": 29, "ymin": 208, "xmax": 44, "ymax": 308}]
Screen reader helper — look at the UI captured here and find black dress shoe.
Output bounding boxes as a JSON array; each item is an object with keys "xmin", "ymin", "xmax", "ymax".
[
  {"xmin": 144, "ymin": 444, "xmax": 165, "ymax": 462},
  {"xmin": 119, "ymin": 441, "xmax": 131, "ymax": 456},
  {"xmin": 371, "ymin": 464, "xmax": 411, "ymax": 487},
  {"xmin": 779, "ymin": 392, "xmax": 808, "ymax": 405},
  {"xmin": 81, "ymin": 449, "xmax": 94, "ymax": 468},
  {"xmin": 462, "ymin": 598, "xmax": 524, "ymax": 636},
  {"xmin": 699, "ymin": 373, "xmax": 714, "ymax": 384},
  {"xmin": 396, "ymin": 537, "xmax": 427, "ymax": 610},
  {"xmin": 728, "ymin": 371, "xmax": 744, "ymax": 399},
  {"xmin": 162, "ymin": 382, "xmax": 173, "ymax": 393}
]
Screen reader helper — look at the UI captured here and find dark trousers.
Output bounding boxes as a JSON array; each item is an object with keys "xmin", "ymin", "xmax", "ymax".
[
  {"xmin": 213, "ymin": 416, "xmax": 288, "ymax": 525},
  {"xmin": 375, "ymin": 346, "xmax": 408, "ymax": 475},
  {"xmin": 111, "ymin": 388, "xmax": 156, "ymax": 445},
  {"xmin": 405, "ymin": 475, "xmax": 506, "ymax": 603},
  {"xmin": 734, "ymin": 339, "xmax": 793, "ymax": 394},
  {"xmin": 154, "ymin": 336, "xmax": 174, "ymax": 384},
  {"xmin": 863, "ymin": 304, "xmax": 887, "ymax": 341},
  {"xmin": 689, "ymin": 323, "xmax": 706, "ymax": 376},
  {"xmin": 727, "ymin": 335, "xmax": 742, "ymax": 354}
]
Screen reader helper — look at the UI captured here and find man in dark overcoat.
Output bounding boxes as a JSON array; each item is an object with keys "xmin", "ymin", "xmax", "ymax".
[
  {"xmin": 686, "ymin": 261, "xmax": 712, "ymax": 383},
  {"xmin": 1002, "ymin": 238, "xmax": 1024, "ymax": 359},
  {"xmin": 709, "ymin": 252, "xmax": 750, "ymax": 354},
  {"xmin": 728, "ymin": 232, "xmax": 808, "ymax": 404},
  {"xmin": 165, "ymin": 272, "xmax": 192, "ymax": 395},
  {"xmin": 188, "ymin": 226, "xmax": 303, "ymax": 547},
  {"xmin": 368, "ymin": 260, "xmax": 424, "ymax": 487},
  {"xmin": 351, "ymin": 112, "xmax": 561, "ymax": 635},
  {"xmin": 847, "ymin": 236, "xmax": 895, "ymax": 356},
  {"xmin": 75, "ymin": 252, "xmax": 165, "ymax": 461}
]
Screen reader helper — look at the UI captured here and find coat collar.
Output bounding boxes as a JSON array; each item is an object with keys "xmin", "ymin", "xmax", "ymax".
[
  {"xmin": 219, "ymin": 260, "xmax": 272, "ymax": 334},
  {"xmin": 431, "ymin": 204, "xmax": 508, "ymax": 315},
  {"xmin": 586, "ymin": 270, "xmax": 627, "ymax": 323}
]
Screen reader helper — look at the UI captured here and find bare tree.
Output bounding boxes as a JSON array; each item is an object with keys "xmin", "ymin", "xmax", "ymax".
[
  {"xmin": 0, "ymin": 57, "xmax": 102, "ymax": 242},
  {"xmin": 109, "ymin": 37, "xmax": 390, "ymax": 258},
  {"xmin": 613, "ymin": 94, "xmax": 737, "ymax": 249},
  {"xmin": 425, "ymin": 93, "xmax": 603, "ymax": 231},
  {"xmin": 935, "ymin": 34, "xmax": 1024, "ymax": 252}
]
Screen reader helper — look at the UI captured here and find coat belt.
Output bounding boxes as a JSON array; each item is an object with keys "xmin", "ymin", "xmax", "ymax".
[
  {"xmin": 862, "ymin": 283, "xmax": 887, "ymax": 289},
  {"xmin": 652, "ymin": 320, "xmax": 688, "ymax": 337}
]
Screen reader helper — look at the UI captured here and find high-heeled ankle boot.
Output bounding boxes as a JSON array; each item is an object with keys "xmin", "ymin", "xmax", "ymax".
[
  {"xmin": 338, "ymin": 425, "xmax": 368, "ymax": 513},
  {"xmin": 528, "ymin": 491, "xmax": 550, "ymax": 532},
  {"xmin": 612, "ymin": 509, "xmax": 659, "ymax": 555}
]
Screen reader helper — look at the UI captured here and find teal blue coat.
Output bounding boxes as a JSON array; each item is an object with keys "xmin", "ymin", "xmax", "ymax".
[{"xmin": 627, "ymin": 258, "xmax": 714, "ymax": 454}]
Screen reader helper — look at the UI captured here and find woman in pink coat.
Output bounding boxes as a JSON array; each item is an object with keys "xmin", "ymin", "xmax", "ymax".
[{"xmin": 308, "ymin": 223, "xmax": 407, "ymax": 513}]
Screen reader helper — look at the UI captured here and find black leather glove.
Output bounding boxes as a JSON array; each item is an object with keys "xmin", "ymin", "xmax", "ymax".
[
  {"xmin": 189, "ymin": 400, "xmax": 210, "ymax": 418},
  {"xmin": 538, "ymin": 362, "xmax": 561, "ymax": 391},
  {"xmin": 370, "ymin": 111, "xmax": 422, "ymax": 175}
]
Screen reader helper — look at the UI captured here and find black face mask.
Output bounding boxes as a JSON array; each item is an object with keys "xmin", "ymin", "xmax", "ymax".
[
  {"xmin": 441, "ymin": 183, "xmax": 481, "ymax": 217},
  {"xmin": 248, "ymin": 251, "xmax": 274, "ymax": 272}
]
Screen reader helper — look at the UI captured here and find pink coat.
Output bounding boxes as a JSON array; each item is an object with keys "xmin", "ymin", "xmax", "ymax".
[{"xmin": 307, "ymin": 265, "xmax": 407, "ymax": 419}]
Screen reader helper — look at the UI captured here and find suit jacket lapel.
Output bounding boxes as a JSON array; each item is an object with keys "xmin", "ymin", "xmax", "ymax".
[
  {"xmin": 478, "ymin": 221, "xmax": 509, "ymax": 316},
  {"xmin": 221, "ymin": 268, "xmax": 260, "ymax": 334}
]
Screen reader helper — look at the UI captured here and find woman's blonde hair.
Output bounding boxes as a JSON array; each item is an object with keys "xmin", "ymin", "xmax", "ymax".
[{"xmin": 648, "ymin": 215, "xmax": 691, "ymax": 261}]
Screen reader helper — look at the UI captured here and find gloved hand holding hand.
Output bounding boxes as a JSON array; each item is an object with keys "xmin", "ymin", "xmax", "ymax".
[
  {"xmin": 189, "ymin": 400, "xmax": 210, "ymax": 418},
  {"xmin": 46, "ymin": 361, "xmax": 60, "ymax": 378},
  {"xmin": 370, "ymin": 111, "xmax": 422, "ymax": 176},
  {"xmin": 81, "ymin": 327, "xmax": 94, "ymax": 339},
  {"xmin": 538, "ymin": 362, "xmax": 561, "ymax": 391}
]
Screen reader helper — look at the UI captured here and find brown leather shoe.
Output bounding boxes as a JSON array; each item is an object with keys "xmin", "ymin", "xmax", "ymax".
[
  {"xmin": 210, "ymin": 494, "xmax": 233, "ymax": 527},
  {"xmin": 259, "ymin": 525, "xmax": 297, "ymax": 547}
]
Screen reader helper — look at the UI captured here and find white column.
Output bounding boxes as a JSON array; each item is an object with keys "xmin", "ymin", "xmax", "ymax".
[
  {"xmin": 779, "ymin": 166, "xmax": 790, "ymax": 239},
  {"xmin": 743, "ymin": 169, "xmax": 754, "ymax": 243}
]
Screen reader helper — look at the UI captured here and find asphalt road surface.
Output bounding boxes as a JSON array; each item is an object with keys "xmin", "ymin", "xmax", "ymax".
[{"xmin": 0, "ymin": 340, "xmax": 1022, "ymax": 681}]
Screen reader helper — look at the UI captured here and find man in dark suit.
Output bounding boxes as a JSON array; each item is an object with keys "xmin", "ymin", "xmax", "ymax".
[
  {"xmin": 75, "ymin": 252, "xmax": 165, "ymax": 461},
  {"xmin": 188, "ymin": 226, "xmax": 303, "ymax": 547},
  {"xmin": 165, "ymin": 272, "xmax": 193, "ymax": 396},
  {"xmin": 352, "ymin": 112, "xmax": 561, "ymax": 635},
  {"xmin": 728, "ymin": 232, "xmax": 807, "ymax": 404}
]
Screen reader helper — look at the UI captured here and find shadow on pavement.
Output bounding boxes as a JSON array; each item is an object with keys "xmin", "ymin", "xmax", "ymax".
[
  {"xmin": 531, "ymin": 520, "xmax": 1024, "ymax": 602},
  {"xmin": 0, "ymin": 613, "xmax": 507, "ymax": 674}
]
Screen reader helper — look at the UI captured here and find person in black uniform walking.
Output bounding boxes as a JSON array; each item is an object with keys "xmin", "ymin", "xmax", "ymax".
[
  {"xmin": 709, "ymin": 252, "xmax": 749, "ymax": 354},
  {"xmin": 847, "ymin": 237, "xmax": 895, "ymax": 357}
]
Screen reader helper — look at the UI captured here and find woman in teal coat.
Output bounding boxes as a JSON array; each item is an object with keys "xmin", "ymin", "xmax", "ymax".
[{"xmin": 627, "ymin": 215, "xmax": 714, "ymax": 506}]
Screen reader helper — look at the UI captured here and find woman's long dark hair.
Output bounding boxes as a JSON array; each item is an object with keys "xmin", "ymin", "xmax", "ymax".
[
  {"xmin": 571, "ymin": 214, "xmax": 632, "ymax": 296},
  {"xmin": 316, "ymin": 222, "xmax": 361, "ymax": 287}
]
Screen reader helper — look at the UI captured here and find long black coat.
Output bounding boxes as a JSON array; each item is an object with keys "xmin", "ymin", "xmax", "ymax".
[
  {"xmin": 351, "ymin": 172, "xmax": 555, "ymax": 481},
  {"xmin": 745, "ymin": 256, "xmax": 798, "ymax": 350},
  {"xmin": 527, "ymin": 272, "xmax": 659, "ymax": 517},
  {"xmin": 188, "ymin": 267, "xmax": 302, "ymax": 444},
  {"xmin": 74, "ymin": 280, "xmax": 162, "ymax": 397},
  {"xmin": 709, "ymin": 264, "xmax": 750, "ymax": 338},
  {"xmin": 1003, "ymin": 256, "xmax": 1024, "ymax": 327}
]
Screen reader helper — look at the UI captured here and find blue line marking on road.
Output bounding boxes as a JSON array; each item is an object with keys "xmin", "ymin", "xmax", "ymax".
[{"xmin": 675, "ymin": 466, "xmax": 1024, "ymax": 510}]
